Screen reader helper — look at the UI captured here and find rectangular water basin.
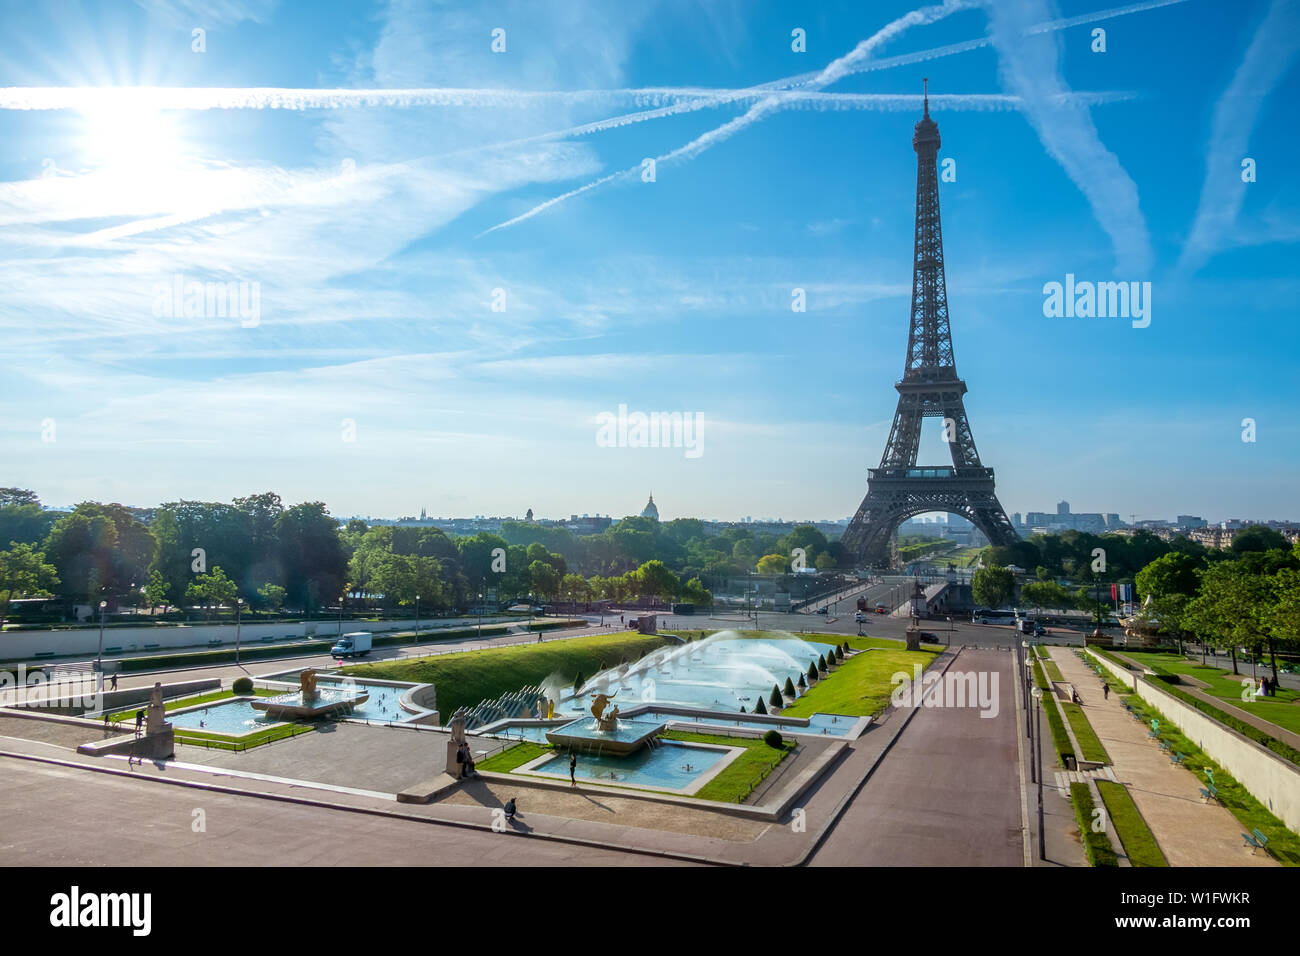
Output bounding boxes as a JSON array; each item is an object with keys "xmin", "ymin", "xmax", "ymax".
[{"xmin": 519, "ymin": 740, "xmax": 736, "ymax": 795}]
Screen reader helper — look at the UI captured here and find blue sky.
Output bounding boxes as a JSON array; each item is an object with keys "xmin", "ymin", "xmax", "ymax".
[{"xmin": 1, "ymin": 0, "xmax": 1297, "ymax": 524}]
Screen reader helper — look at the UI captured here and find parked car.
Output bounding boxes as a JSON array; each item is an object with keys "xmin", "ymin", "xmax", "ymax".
[
  {"xmin": 817, "ymin": 606, "xmax": 830, "ymax": 615},
  {"xmin": 875, "ymin": 602, "xmax": 889, "ymax": 614},
  {"xmin": 854, "ymin": 611, "xmax": 866, "ymax": 623}
]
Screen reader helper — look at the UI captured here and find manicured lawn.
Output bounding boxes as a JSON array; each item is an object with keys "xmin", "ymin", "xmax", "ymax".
[
  {"xmin": 1096, "ymin": 780, "xmax": 1168, "ymax": 867},
  {"xmin": 661, "ymin": 729, "xmax": 795, "ymax": 802},
  {"xmin": 1034, "ymin": 661, "xmax": 1073, "ymax": 767},
  {"xmin": 1060, "ymin": 700, "xmax": 1110, "ymax": 764},
  {"xmin": 1120, "ymin": 650, "xmax": 1300, "ymax": 736},
  {"xmin": 174, "ymin": 722, "xmax": 314, "ymax": 751},
  {"xmin": 779, "ymin": 642, "xmax": 939, "ymax": 718},
  {"xmin": 477, "ymin": 741, "xmax": 550, "ymax": 774},
  {"xmin": 1070, "ymin": 782, "xmax": 1118, "ymax": 866},
  {"xmin": 1037, "ymin": 646, "xmax": 1064, "ymax": 682},
  {"xmin": 342, "ymin": 630, "xmax": 674, "ymax": 719},
  {"xmin": 1123, "ymin": 693, "xmax": 1299, "ymax": 866}
]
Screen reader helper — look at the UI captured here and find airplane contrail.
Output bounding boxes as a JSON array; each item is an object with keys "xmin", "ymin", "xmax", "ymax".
[{"xmin": 479, "ymin": 0, "xmax": 1190, "ymax": 236}]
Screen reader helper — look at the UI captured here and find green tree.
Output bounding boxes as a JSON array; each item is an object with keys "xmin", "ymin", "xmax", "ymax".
[
  {"xmin": 256, "ymin": 582, "xmax": 286, "ymax": 614},
  {"xmin": 43, "ymin": 512, "xmax": 118, "ymax": 607},
  {"xmin": 1134, "ymin": 552, "xmax": 1201, "ymax": 649},
  {"xmin": 631, "ymin": 560, "xmax": 679, "ymax": 602},
  {"xmin": 276, "ymin": 502, "xmax": 348, "ymax": 614},
  {"xmin": 185, "ymin": 566, "xmax": 238, "ymax": 620},
  {"xmin": 1231, "ymin": 524, "xmax": 1287, "ymax": 554},
  {"xmin": 143, "ymin": 568, "xmax": 171, "ymax": 614},
  {"xmin": 756, "ymin": 553, "xmax": 788, "ymax": 574},
  {"xmin": 0, "ymin": 543, "xmax": 59, "ymax": 622},
  {"xmin": 972, "ymin": 565, "xmax": 1015, "ymax": 609}
]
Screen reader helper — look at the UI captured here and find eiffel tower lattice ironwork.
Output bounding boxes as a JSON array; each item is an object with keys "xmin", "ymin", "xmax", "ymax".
[{"xmin": 842, "ymin": 82, "xmax": 1018, "ymax": 567}]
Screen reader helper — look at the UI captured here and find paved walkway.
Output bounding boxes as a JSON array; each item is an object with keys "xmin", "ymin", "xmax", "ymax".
[
  {"xmin": 1051, "ymin": 648, "xmax": 1276, "ymax": 867},
  {"xmin": 0, "ymin": 757, "xmax": 691, "ymax": 867},
  {"xmin": 807, "ymin": 648, "xmax": 1023, "ymax": 866}
]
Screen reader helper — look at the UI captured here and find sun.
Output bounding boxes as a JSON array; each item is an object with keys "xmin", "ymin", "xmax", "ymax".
[{"xmin": 77, "ymin": 96, "xmax": 186, "ymax": 180}]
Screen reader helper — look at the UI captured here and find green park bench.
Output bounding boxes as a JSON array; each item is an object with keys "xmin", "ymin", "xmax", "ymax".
[
  {"xmin": 1170, "ymin": 751, "xmax": 1185, "ymax": 766},
  {"xmin": 1200, "ymin": 782, "xmax": 1220, "ymax": 805},
  {"xmin": 1242, "ymin": 829, "xmax": 1270, "ymax": 855}
]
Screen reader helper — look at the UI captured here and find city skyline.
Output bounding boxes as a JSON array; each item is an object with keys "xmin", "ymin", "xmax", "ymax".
[{"xmin": 2, "ymin": 0, "xmax": 1298, "ymax": 523}]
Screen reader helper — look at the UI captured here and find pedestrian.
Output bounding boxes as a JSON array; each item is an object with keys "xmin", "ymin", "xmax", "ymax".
[
  {"xmin": 504, "ymin": 797, "xmax": 517, "ymax": 820},
  {"xmin": 1102, "ymin": 683, "xmax": 1109, "ymax": 701},
  {"xmin": 569, "ymin": 751, "xmax": 577, "ymax": 786},
  {"xmin": 110, "ymin": 673, "xmax": 118, "ymax": 691},
  {"xmin": 455, "ymin": 741, "xmax": 467, "ymax": 779},
  {"xmin": 134, "ymin": 709, "xmax": 143, "ymax": 732}
]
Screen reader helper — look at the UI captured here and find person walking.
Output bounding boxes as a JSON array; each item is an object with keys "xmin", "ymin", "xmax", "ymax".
[
  {"xmin": 110, "ymin": 673, "xmax": 118, "ymax": 691},
  {"xmin": 1102, "ymin": 683, "xmax": 1109, "ymax": 701},
  {"xmin": 455, "ymin": 741, "xmax": 467, "ymax": 779},
  {"xmin": 569, "ymin": 751, "xmax": 577, "ymax": 786}
]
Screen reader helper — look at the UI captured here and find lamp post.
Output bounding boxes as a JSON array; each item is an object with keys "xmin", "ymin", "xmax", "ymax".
[
  {"xmin": 1031, "ymin": 684, "xmax": 1044, "ymax": 860},
  {"xmin": 95, "ymin": 600, "xmax": 108, "ymax": 673},
  {"xmin": 415, "ymin": 593, "xmax": 420, "ymax": 641},
  {"xmin": 235, "ymin": 597, "xmax": 244, "ymax": 666},
  {"xmin": 337, "ymin": 593, "xmax": 345, "ymax": 638},
  {"xmin": 477, "ymin": 592, "xmax": 484, "ymax": 639}
]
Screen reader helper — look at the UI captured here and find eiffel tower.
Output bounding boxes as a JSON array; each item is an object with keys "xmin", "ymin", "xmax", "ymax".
[{"xmin": 842, "ymin": 82, "xmax": 1018, "ymax": 567}]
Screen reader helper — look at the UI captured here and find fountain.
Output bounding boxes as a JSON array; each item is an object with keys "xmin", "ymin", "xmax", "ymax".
[
  {"xmin": 544, "ymin": 689, "xmax": 667, "ymax": 755},
  {"xmin": 251, "ymin": 668, "xmax": 369, "ymax": 719}
]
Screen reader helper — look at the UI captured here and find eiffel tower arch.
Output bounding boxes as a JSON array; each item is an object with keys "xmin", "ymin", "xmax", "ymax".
[{"xmin": 842, "ymin": 82, "xmax": 1018, "ymax": 568}]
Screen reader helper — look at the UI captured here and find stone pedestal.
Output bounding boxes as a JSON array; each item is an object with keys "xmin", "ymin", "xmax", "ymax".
[{"xmin": 904, "ymin": 626, "xmax": 921, "ymax": 652}]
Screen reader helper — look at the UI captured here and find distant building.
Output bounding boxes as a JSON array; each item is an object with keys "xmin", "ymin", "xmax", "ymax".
[
  {"xmin": 1057, "ymin": 501, "xmax": 1070, "ymax": 515},
  {"xmin": 640, "ymin": 494, "xmax": 659, "ymax": 521}
]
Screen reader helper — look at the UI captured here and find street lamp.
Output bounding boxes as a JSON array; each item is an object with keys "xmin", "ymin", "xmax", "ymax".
[
  {"xmin": 95, "ymin": 600, "xmax": 108, "ymax": 673},
  {"xmin": 477, "ymin": 592, "xmax": 484, "ymax": 639},
  {"xmin": 415, "ymin": 593, "xmax": 420, "ymax": 641},
  {"xmin": 235, "ymin": 597, "xmax": 244, "ymax": 666},
  {"xmin": 1030, "ymin": 685, "xmax": 1044, "ymax": 860}
]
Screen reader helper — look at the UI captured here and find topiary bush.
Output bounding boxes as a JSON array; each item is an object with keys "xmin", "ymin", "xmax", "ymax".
[
  {"xmin": 797, "ymin": 673, "xmax": 807, "ymax": 689},
  {"xmin": 783, "ymin": 676, "xmax": 797, "ymax": 698},
  {"xmin": 769, "ymin": 686, "xmax": 783, "ymax": 708},
  {"xmin": 754, "ymin": 696, "xmax": 768, "ymax": 715},
  {"xmin": 763, "ymin": 729, "xmax": 784, "ymax": 748},
  {"xmin": 836, "ymin": 645, "xmax": 845, "ymax": 661},
  {"xmin": 807, "ymin": 662, "xmax": 818, "ymax": 682},
  {"xmin": 232, "ymin": 676, "xmax": 254, "ymax": 695},
  {"xmin": 818, "ymin": 654, "xmax": 828, "ymax": 671}
]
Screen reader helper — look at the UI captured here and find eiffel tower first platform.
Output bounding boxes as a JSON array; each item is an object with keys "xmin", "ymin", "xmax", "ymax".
[{"xmin": 841, "ymin": 83, "xmax": 1018, "ymax": 568}]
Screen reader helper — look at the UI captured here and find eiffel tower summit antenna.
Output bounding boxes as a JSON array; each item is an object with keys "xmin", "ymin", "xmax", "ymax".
[{"xmin": 841, "ymin": 87, "xmax": 1018, "ymax": 568}]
